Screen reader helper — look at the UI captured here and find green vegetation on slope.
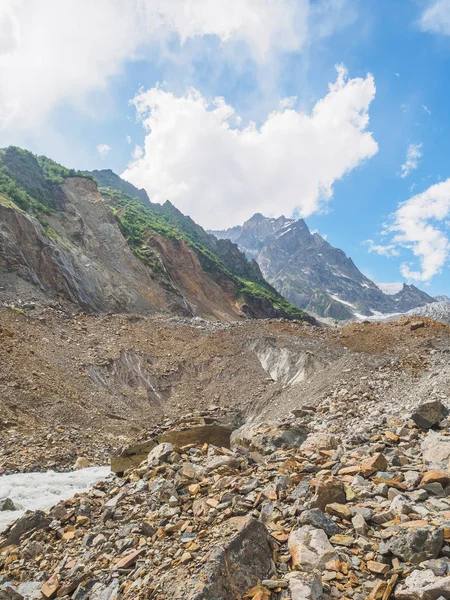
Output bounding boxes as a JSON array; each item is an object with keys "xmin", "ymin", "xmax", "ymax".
[
  {"xmin": 101, "ymin": 187, "xmax": 313, "ymax": 322},
  {"xmin": 0, "ymin": 146, "xmax": 91, "ymax": 216},
  {"xmin": 0, "ymin": 147, "xmax": 313, "ymax": 323}
]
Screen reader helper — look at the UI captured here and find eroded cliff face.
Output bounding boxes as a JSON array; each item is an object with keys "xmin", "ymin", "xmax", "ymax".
[
  {"xmin": 0, "ymin": 177, "xmax": 300, "ymax": 321},
  {"xmin": 0, "ymin": 178, "xmax": 187, "ymax": 315}
]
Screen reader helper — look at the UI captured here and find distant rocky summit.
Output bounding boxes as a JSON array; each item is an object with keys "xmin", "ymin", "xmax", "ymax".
[{"xmin": 212, "ymin": 213, "xmax": 436, "ymax": 320}]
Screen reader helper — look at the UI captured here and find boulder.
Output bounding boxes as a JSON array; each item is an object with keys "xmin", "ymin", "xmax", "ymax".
[
  {"xmin": 288, "ymin": 525, "xmax": 336, "ymax": 571},
  {"xmin": 299, "ymin": 508, "xmax": 339, "ymax": 537},
  {"xmin": 110, "ymin": 438, "xmax": 157, "ymax": 474},
  {"xmin": 309, "ymin": 473, "xmax": 346, "ymax": 511},
  {"xmin": 395, "ymin": 568, "xmax": 450, "ymax": 600},
  {"xmin": 0, "ymin": 510, "xmax": 51, "ymax": 548},
  {"xmin": 360, "ymin": 453, "xmax": 388, "ymax": 477},
  {"xmin": 160, "ymin": 517, "xmax": 273, "ymax": 599},
  {"xmin": 422, "ymin": 431, "xmax": 450, "ymax": 466},
  {"xmin": 147, "ymin": 442, "xmax": 174, "ymax": 464},
  {"xmin": 74, "ymin": 457, "xmax": 90, "ymax": 469},
  {"xmin": 388, "ymin": 528, "xmax": 444, "ymax": 564},
  {"xmin": 289, "ymin": 575, "xmax": 323, "ymax": 600},
  {"xmin": 0, "ymin": 585, "xmax": 24, "ymax": 600},
  {"xmin": 0, "ymin": 498, "xmax": 16, "ymax": 511},
  {"xmin": 411, "ymin": 401, "xmax": 448, "ymax": 430},
  {"xmin": 159, "ymin": 424, "xmax": 232, "ymax": 449},
  {"xmin": 300, "ymin": 432, "xmax": 338, "ymax": 453},
  {"xmin": 230, "ymin": 420, "xmax": 308, "ymax": 455}
]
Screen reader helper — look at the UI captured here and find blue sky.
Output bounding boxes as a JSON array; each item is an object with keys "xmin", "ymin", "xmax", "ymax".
[{"xmin": 1, "ymin": 0, "xmax": 450, "ymax": 295}]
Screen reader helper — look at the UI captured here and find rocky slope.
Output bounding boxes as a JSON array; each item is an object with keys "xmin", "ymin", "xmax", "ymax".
[
  {"xmin": 0, "ymin": 147, "xmax": 310, "ymax": 323},
  {"xmin": 3, "ymin": 349, "xmax": 450, "ymax": 599},
  {"xmin": 211, "ymin": 214, "xmax": 435, "ymax": 320}
]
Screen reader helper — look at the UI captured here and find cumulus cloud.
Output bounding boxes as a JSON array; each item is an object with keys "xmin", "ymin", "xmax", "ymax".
[
  {"xmin": 419, "ymin": 0, "xmax": 450, "ymax": 35},
  {"xmin": 364, "ymin": 239, "xmax": 400, "ymax": 257},
  {"xmin": 400, "ymin": 143, "xmax": 423, "ymax": 178},
  {"xmin": 373, "ymin": 179, "xmax": 450, "ymax": 282},
  {"xmin": 96, "ymin": 144, "xmax": 112, "ymax": 158},
  {"xmin": 122, "ymin": 65, "xmax": 378, "ymax": 229},
  {"xmin": 0, "ymin": 0, "xmax": 313, "ymax": 130}
]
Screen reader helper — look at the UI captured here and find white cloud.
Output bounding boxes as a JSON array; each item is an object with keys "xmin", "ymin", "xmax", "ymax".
[
  {"xmin": 125, "ymin": 135, "xmax": 132, "ymax": 144},
  {"xmin": 374, "ymin": 179, "xmax": 450, "ymax": 282},
  {"xmin": 364, "ymin": 239, "xmax": 400, "ymax": 257},
  {"xmin": 400, "ymin": 143, "xmax": 422, "ymax": 178},
  {"xmin": 0, "ymin": 0, "xmax": 313, "ymax": 131},
  {"xmin": 122, "ymin": 65, "xmax": 378, "ymax": 229},
  {"xmin": 96, "ymin": 144, "xmax": 112, "ymax": 158},
  {"xmin": 423, "ymin": 104, "xmax": 432, "ymax": 115},
  {"xmin": 419, "ymin": 0, "xmax": 450, "ymax": 35}
]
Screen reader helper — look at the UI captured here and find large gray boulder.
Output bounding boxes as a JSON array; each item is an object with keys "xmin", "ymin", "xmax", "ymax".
[
  {"xmin": 388, "ymin": 528, "xmax": 444, "ymax": 564},
  {"xmin": 395, "ymin": 568, "xmax": 450, "ymax": 600},
  {"xmin": 411, "ymin": 401, "xmax": 448, "ymax": 430}
]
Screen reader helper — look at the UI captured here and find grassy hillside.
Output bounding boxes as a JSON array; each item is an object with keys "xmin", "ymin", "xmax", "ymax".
[{"xmin": 0, "ymin": 147, "xmax": 314, "ymax": 323}]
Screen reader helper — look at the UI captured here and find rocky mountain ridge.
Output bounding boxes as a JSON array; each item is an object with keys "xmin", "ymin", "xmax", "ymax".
[
  {"xmin": 0, "ymin": 147, "xmax": 311, "ymax": 323},
  {"xmin": 211, "ymin": 214, "xmax": 436, "ymax": 320}
]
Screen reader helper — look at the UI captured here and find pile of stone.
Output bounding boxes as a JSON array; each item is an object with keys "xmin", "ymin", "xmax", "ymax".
[{"xmin": 2, "ymin": 400, "xmax": 450, "ymax": 599}]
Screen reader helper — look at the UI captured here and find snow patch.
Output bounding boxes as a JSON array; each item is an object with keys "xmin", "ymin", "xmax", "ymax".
[
  {"xmin": 377, "ymin": 282, "xmax": 404, "ymax": 295},
  {"xmin": 0, "ymin": 467, "xmax": 110, "ymax": 533},
  {"xmin": 330, "ymin": 295, "xmax": 356, "ymax": 309}
]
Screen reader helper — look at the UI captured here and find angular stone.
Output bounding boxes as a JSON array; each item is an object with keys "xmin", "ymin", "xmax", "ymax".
[
  {"xmin": 411, "ymin": 401, "xmax": 448, "ymax": 430},
  {"xmin": 288, "ymin": 525, "xmax": 336, "ymax": 571},
  {"xmin": 289, "ymin": 575, "xmax": 323, "ymax": 600},
  {"xmin": 367, "ymin": 560, "xmax": 390, "ymax": 574},
  {"xmin": 41, "ymin": 576, "xmax": 59, "ymax": 600},
  {"xmin": 352, "ymin": 513, "xmax": 368, "ymax": 535},
  {"xmin": 360, "ymin": 453, "xmax": 388, "ymax": 477},
  {"xmin": 329, "ymin": 534, "xmax": 354, "ymax": 547},
  {"xmin": 325, "ymin": 503, "xmax": 352, "ymax": 520},
  {"xmin": 0, "ymin": 585, "xmax": 24, "ymax": 600},
  {"xmin": 0, "ymin": 510, "xmax": 51, "ymax": 547},
  {"xmin": 160, "ymin": 517, "xmax": 272, "ymax": 599},
  {"xmin": 395, "ymin": 568, "xmax": 450, "ymax": 600},
  {"xmin": 422, "ymin": 431, "xmax": 450, "ymax": 466},
  {"xmin": 115, "ymin": 549, "xmax": 142, "ymax": 569},
  {"xmin": 420, "ymin": 471, "xmax": 450, "ymax": 487},
  {"xmin": 147, "ymin": 442, "xmax": 174, "ymax": 464},
  {"xmin": 388, "ymin": 528, "xmax": 444, "ymax": 564},
  {"xmin": 309, "ymin": 474, "xmax": 346, "ymax": 512},
  {"xmin": 299, "ymin": 509, "xmax": 339, "ymax": 537}
]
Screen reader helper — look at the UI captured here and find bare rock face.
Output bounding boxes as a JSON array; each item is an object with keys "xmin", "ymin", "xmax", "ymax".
[
  {"xmin": 411, "ymin": 400, "xmax": 448, "ymax": 430},
  {"xmin": 161, "ymin": 517, "xmax": 273, "ymax": 599}
]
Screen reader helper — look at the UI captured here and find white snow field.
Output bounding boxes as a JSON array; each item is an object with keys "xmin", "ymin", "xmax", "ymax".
[{"xmin": 0, "ymin": 466, "xmax": 110, "ymax": 532}]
